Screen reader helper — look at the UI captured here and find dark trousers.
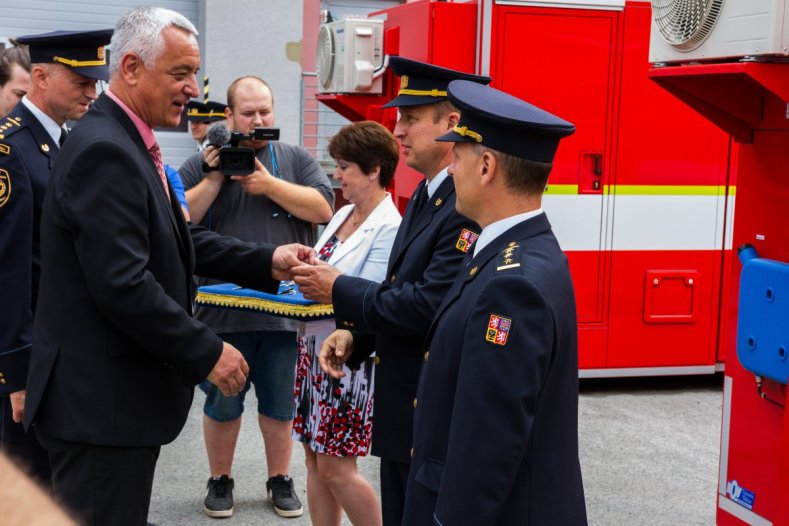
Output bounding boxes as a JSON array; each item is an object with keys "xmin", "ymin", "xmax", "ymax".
[
  {"xmin": 0, "ymin": 396, "xmax": 52, "ymax": 489},
  {"xmin": 380, "ymin": 457, "xmax": 410, "ymax": 526},
  {"xmin": 36, "ymin": 427, "xmax": 160, "ymax": 526}
]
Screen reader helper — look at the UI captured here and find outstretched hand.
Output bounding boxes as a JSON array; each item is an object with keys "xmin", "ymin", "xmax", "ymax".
[
  {"xmin": 272, "ymin": 243, "xmax": 316, "ymax": 281},
  {"xmin": 291, "ymin": 260, "xmax": 341, "ymax": 304}
]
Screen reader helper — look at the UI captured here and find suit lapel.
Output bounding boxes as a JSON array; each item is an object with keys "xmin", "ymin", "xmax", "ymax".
[
  {"xmin": 13, "ymin": 104, "xmax": 59, "ymax": 169},
  {"xmin": 96, "ymin": 95, "xmax": 189, "ymax": 263},
  {"xmin": 389, "ymin": 177, "xmax": 455, "ymax": 274}
]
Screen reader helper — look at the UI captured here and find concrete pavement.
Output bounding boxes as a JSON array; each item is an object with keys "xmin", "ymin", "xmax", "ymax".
[{"xmin": 149, "ymin": 374, "xmax": 723, "ymax": 525}]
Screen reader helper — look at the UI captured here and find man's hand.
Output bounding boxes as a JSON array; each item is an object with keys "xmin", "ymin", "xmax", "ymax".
[
  {"xmin": 272, "ymin": 243, "xmax": 316, "ymax": 280},
  {"xmin": 231, "ymin": 158, "xmax": 273, "ymax": 195},
  {"xmin": 318, "ymin": 330, "xmax": 355, "ymax": 379},
  {"xmin": 202, "ymin": 145, "xmax": 224, "ymax": 181},
  {"xmin": 207, "ymin": 342, "xmax": 250, "ymax": 397},
  {"xmin": 10, "ymin": 390, "xmax": 25, "ymax": 423},
  {"xmin": 292, "ymin": 261, "xmax": 342, "ymax": 304}
]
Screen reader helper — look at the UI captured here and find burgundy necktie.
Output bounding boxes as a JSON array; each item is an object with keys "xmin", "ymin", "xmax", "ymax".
[{"xmin": 148, "ymin": 143, "xmax": 170, "ymax": 199}]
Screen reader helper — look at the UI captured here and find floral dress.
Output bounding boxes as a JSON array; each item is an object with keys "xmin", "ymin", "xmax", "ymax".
[{"xmin": 292, "ymin": 235, "xmax": 375, "ymax": 457}]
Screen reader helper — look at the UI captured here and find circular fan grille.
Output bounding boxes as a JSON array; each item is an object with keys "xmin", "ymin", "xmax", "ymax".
[
  {"xmin": 652, "ymin": 0, "xmax": 725, "ymax": 52},
  {"xmin": 317, "ymin": 25, "xmax": 335, "ymax": 88}
]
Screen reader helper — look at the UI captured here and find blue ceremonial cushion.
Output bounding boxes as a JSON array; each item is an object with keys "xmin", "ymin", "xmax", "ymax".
[{"xmin": 196, "ymin": 282, "xmax": 334, "ymax": 320}]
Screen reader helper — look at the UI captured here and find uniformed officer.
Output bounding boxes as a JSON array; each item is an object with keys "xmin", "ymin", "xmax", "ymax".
[
  {"xmin": 185, "ymin": 99, "xmax": 226, "ymax": 151},
  {"xmin": 0, "ymin": 28, "xmax": 112, "ymax": 484},
  {"xmin": 294, "ymin": 56, "xmax": 490, "ymax": 525},
  {"xmin": 401, "ymin": 80, "xmax": 588, "ymax": 525}
]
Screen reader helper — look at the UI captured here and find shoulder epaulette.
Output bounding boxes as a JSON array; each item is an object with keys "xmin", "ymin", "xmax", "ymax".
[
  {"xmin": 496, "ymin": 241, "xmax": 521, "ymax": 271},
  {"xmin": 0, "ymin": 115, "xmax": 23, "ymax": 141}
]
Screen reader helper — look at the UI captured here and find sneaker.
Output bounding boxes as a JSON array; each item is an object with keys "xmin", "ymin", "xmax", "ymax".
[
  {"xmin": 266, "ymin": 475, "xmax": 304, "ymax": 518},
  {"xmin": 204, "ymin": 475, "xmax": 234, "ymax": 518}
]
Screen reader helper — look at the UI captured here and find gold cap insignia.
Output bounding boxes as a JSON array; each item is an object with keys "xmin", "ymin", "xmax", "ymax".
[
  {"xmin": 97, "ymin": 46, "xmax": 105, "ymax": 61},
  {"xmin": 400, "ymin": 75, "xmax": 409, "ymax": 90}
]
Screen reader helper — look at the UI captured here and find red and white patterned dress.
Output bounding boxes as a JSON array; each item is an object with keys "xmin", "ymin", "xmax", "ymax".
[{"xmin": 292, "ymin": 235, "xmax": 375, "ymax": 457}]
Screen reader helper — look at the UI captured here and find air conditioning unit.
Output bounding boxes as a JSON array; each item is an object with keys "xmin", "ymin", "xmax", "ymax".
[
  {"xmin": 649, "ymin": 0, "xmax": 789, "ymax": 64},
  {"xmin": 316, "ymin": 18, "xmax": 384, "ymax": 94}
]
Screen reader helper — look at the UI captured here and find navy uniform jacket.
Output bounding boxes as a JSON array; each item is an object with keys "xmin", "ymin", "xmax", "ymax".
[
  {"xmin": 403, "ymin": 213, "xmax": 587, "ymax": 526},
  {"xmin": 0, "ymin": 102, "xmax": 60, "ymax": 394},
  {"xmin": 23, "ymin": 94, "xmax": 279, "ymax": 447},
  {"xmin": 334, "ymin": 176, "xmax": 479, "ymax": 463}
]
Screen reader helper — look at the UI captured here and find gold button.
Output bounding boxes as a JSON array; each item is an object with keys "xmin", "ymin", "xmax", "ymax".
[
  {"xmin": 0, "ymin": 379, "xmax": 6, "ymax": 384},
  {"xmin": 390, "ymin": 274, "xmax": 396, "ymax": 284},
  {"xmin": 413, "ymin": 398, "xmax": 418, "ymax": 409},
  {"xmin": 423, "ymin": 352, "xmax": 429, "ymax": 362},
  {"xmin": 342, "ymin": 321, "xmax": 349, "ymax": 327},
  {"xmin": 373, "ymin": 356, "xmax": 380, "ymax": 365}
]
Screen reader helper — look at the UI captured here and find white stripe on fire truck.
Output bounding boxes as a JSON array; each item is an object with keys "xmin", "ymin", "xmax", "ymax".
[{"xmin": 541, "ymin": 185, "xmax": 733, "ymax": 251}]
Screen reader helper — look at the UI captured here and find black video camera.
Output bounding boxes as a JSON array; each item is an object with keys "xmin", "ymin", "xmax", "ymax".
[{"xmin": 218, "ymin": 128, "xmax": 280, "ymax": 176}]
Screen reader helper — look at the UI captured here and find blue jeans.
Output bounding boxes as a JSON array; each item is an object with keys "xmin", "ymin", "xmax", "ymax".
[{"xmin": 201, "ymin": 330, "xmax": 298, "ymax": 422}]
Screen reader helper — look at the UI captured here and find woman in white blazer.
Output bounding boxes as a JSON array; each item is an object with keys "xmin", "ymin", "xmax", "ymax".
[{"xmin": 293, "ymin": 121, "xmax": 401, "ymax": 526}]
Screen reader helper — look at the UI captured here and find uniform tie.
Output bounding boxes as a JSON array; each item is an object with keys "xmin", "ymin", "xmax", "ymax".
[
  {"xmin": 148, "ymin": 143, "xmax": 170, "ymax": 199},
  {"xmin": 58, "ymin": 128, "xmax": 68, "ymax": 148},
  {"xmin": 412, "ymin": 183, "xmax": 429, "ymax": 217}
]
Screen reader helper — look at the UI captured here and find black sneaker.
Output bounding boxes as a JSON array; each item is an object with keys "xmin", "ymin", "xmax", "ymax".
[
  {"xmin": 204, "ymin": 475, "xmax": 234, "ymax": 518},
  {"xmin": 266, "ymin": 475, "xmax": 303, "ymax": 518}
]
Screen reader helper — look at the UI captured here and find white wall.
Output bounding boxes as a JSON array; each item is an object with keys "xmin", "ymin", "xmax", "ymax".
[{"xmin": 202, "ymin": 0, "xmax": 304, "ymax": 145}]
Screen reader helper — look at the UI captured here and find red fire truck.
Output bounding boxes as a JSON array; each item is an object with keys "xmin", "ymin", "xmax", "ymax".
[{"xmin": 303, "ymin": 0, "xmax": 734, "ymax": 378}]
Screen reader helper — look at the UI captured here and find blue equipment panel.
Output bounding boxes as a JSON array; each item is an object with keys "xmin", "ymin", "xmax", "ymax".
[{"xmin": 737, "ymin": 246, "xmax": 789, "ymax": 384}]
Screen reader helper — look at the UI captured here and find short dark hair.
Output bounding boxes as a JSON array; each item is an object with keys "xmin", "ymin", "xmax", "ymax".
[
  {"xmin": 0, "ymin": 41, "xmax": 31, "ymax": 87},
  {"xmin": 473, "ymin": 143, "xmax": 553, "ymax": 194},
  {"xmin": 328, "ymin": 121, "xmax": 399, "ymax": 188},
  {"xmin": 430, "ymin": 99, "xmax": 456, "ymax": 123},
  {"xmin": 227, "ymin": 76, "xmax": 274, "ymax": 111}
]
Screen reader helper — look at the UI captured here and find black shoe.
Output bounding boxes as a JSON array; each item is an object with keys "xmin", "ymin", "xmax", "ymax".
[
  {"xmin": 204, "ymin": 475, "xmax": 234, "ymax": 518},
  {"xmin": 266, "ymin": 475, "xmax": 303, "ymax": 518}
]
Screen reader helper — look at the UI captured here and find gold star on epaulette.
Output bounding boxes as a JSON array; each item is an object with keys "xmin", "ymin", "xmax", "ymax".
[{"xmin": 497, "ymin": 243, "xmax": 521, "ymax": 271}]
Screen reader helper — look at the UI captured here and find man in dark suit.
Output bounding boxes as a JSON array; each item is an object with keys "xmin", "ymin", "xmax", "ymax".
[
  {"xmin": 403, "ymin": 80, "xmax": 588, "ymax": 525},
  {"xmin": 22, "ymin": 7, "xmax": 312, "ymax": 525},
  {"xmin": 294, "ymin": 57, "xmax": 489, "ymax": 525},
  {"xmin": 0, "ymin": 28, "xmax": 113, "ymax": 487}
]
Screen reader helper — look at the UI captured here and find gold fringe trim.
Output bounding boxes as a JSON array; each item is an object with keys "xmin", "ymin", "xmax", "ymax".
[{"xmin": 196, "ymin": 291, "xmax": 334, "ymax": 319}]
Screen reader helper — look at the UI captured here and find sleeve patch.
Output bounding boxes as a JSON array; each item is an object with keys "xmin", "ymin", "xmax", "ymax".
[
  {"xmin": 455, "ymin": 228, "xmax": 479, "ymax": 253},
  {"xmin": 485, "ymin": 314, "xmax": 512, "ymax": 346},
  {"xmin": 0, "ymin": 169, "xmax": 11, "ymax": 208}
]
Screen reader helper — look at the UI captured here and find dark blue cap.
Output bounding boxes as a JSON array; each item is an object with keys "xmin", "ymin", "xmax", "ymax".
[
  {"xmin": 206, "ymin": 101, "xmax": 228, "ymax": 121},
  {"xmin": 186, "ymin": 100, "xmax": 226, "ymax": 123},
  {"xmin": 382, "ymin": 56, "xmax": 491, "ymax": 109},
  {"xmin": 16, "ymin": 29, "xmax": 113, "ymax": 81},
  {"xmin": 436, "ymin": 80, "xmax": 575, "ymax": 163},
  {"xmin": 185, "ymin": 100, "xmax": 211, "ymax": 122}
]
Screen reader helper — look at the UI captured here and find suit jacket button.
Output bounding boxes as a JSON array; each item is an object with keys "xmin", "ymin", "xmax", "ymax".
[
  {"xmin": 0, "ymin": 378, "xmax": 6, "ymax": 384},
  {"xmin": 342, "ymin": 321, "xmax": 349, "ymax": 327},
  {"xmin": 390, "ymin": 274, "xmax": 396, "ymax": 284},
  {"xmin": 373, "ymin": 356, "xmax": 380, "ymax": 365},
  {"xmin": 410, "ymin": 447, "xmax": 414, "ymax": 458},
  {"xmin": 423, "ymin": 352, "xmax": 429, "ymax": 362},
  {"xmin": 413, "ymin": 398, "xmax": 418, "ymax": 409}
]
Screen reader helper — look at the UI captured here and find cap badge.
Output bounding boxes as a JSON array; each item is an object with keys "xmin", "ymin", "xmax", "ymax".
[
  {"xmin": 486, "ymin": 314, "xmax": 512, "ymax": 346},
  {"xmin": 400, "ymin": 75, "xmax": 409, "ymax": 90},
  {"xmin": 97, "ymin": 46, "xmax": 105, "ymax": 61}
]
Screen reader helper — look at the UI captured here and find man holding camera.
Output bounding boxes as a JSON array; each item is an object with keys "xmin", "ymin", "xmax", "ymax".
[{"xmin": 179, "ymin": 75, "xmax": 334, "ymax": 519}]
